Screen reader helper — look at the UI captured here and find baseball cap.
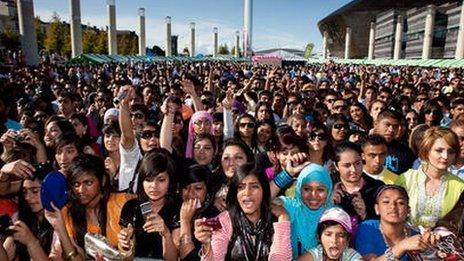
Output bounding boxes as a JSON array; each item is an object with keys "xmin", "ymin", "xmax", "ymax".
[{"xmin": 319, "ymin": 207, "xmax": 352, "ymax": 234}]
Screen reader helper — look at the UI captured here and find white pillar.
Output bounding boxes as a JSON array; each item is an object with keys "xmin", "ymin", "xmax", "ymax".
[
  {"xmin": 165, "ymin": 16, "xmax": 172, "ymax": 56},
  {"xmin": 368, "ymin": 22, "xmax": 375, "ymax": 60},
  {"xmin": 243, "ymin": 0, "xmax": 252, "ymax": 57},
  {"xmin": 138, "ymin": 8, "xmax": 146, "ymax": 56},
  {"xmin": 69, "ymin": 0, "xmax": 82, "ymax": 58},
  {"xmin": 422, "ymin": 5, "xmax": 435, "ymax": 59},
  {"xmin": 393, "ymin": 14, "xmax": 403, "ymax": 60},
  {"xmin": 190, "ymin": 22, "xmax": 195, "ymax": 57},
  {"xmin": 107, "ymin": 0, "xmax": 117, "ymax": 55},
  {"xmin": 17, "ymin": 0, "xmax": 39, "ymax": 65},
  {"xmin": 456, "ymin": 2, "xmax": 464, "ymax": 59},
  {"xmin": 213, "ymin": 27, "xmax": 218, "ymax": 58},
  {"xmin": 322, "ymin": 31, "xmax": 328, "ymax": 59},
  {"xmin": 235, "ymin": 30, "xmax": 240, "ymax": 57},
  {"xmin": 344, "ymin": 27, "xmax": 351, "ymax": 59}
]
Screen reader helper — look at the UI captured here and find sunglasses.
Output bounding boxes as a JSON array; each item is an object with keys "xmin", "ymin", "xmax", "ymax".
[
  {"xmin": 309, "ymin": 132, "xmax": 328, "ymax": 141},
  {"xmin": 140, "ymin": 130, "xmax": 158, "ymax": 139},
  {"xmin": 333, "ymin": 123, "xmax": 347, "ymax": 130},
  {"xmin": 239, "ymin": 122, "xmax": 256, "ymax": 128},
  {"xmin": 131, "ymin": 112, "xmax": 145, "ymax": 119}
]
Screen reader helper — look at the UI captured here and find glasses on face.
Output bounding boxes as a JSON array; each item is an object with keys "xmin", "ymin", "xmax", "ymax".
[
  {"xmin": 309, "ymin": 132, "xmax": 328, "ymax": 141},
  {"xmin": 194, "ymin": 120, "xmax": 211, "ymax": 127},
  {"xmin": 194, "ymin": 145, "xmax": 213, "ymax": 151},
  {"xmin": 333, "ymin": 123, "xmax": 347, "ymax": 130},
  {"xmin": 141, "ymin": 130, "xmax": 158, "ymax": 139},
  {"xmin": 131, "ymin": 112, "xmax": 145, "ymax": 119},
  {"xmin": 239, "ymin": 122, "xmax": 256, "ymax": 129}
]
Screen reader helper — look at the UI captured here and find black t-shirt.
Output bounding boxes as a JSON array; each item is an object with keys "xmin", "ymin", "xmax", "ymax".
[
  {"xmin": 385, "ymin": 140, "xmax": 415, "ymax": 174},
  {"xmin": 119, "ymin": 198, "xmax": 180, "ymax": 259}
]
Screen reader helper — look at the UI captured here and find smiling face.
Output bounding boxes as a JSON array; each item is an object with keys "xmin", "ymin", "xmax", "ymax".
[
  {"xmin": 301, "ymin": 182, "xmax": 328, "ymax": 210},
  {"xmin": 237, "ymin": 174, "xmax": 263, "ymax": 222},
  {"xmin": 23, "ymin": 179, "xmax": 43, "ymax": 213},
  {"xmin": 320, "ymin": 224, "xmax": 349, "ymax": 260}
]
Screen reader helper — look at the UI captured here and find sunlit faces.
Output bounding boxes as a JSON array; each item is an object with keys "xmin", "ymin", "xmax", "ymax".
[
  {"xmin": 320, "ymin": 224, "xmax": 349, "ymax": 260},
  {"xmin": 335, "ymin": 150, "xmax": 363, "ymax": 184},
  {"xmin": 237, "ymin": 174, "xmax": 263, "ymax": 221},
  {"xmin": 140, "ymin": 126, "xmax": 160, "ymax": 152},
  {"xmin": 331, "ymin": 121, "xmax": 348, "ymax": 142},
  {"xmin": 291, "ymin": 119, "xmax": 307, "ymax": 138},
  {"xmin": 362, "ymin": 144, "xmax": 388, "ymax": 175},
  {"xmin": 257, "ymin": 105, "xmax": 271, "ymax": 121},
  {"xmin": 257, "ymin": 123, "xmax": 273, "ymax": 144},
  {"xmin": 221, "ymin": 145, "xmax": 248, "ymax": 178},
  {"xmin": 451, "ymin": 126, "xmax": 464, "ymax": 159},
  {"xmin": 71, "ymin": 171, "xmax": 101, "ymax": 206},
  {"xmin": 181, "ymin": 181, "xmax": 207, "ymax": 204},
  {"xmin": 44, "ymin": 121, "xmax": 62, "ymax": 147},
  {"xmin": 451, "ymin": 104, "xmax": 464, "ymax": 119},
  {"xmin": 212, "ymin": 121, "xmax": 224, "ymax": 137},
  {"xmin": 55, "ymin": 143, "xmax": 79, "ymax": 173},
  {"xmin": 301, "ymin": 182, "xmax": 328, "ymax": 210},
  {"xmin": 427, "ymin": 138, "xmax": 456, "ymax": 171},
  {"xmin": 349, "ymin": 106, "xmax": 363, "ymax": 122},
  {"xmin": 70, "ymin": 118, "xmax": 87, "ymax": 138},
  {"xmin": 308, "ymin": 129, "xmax": 328, "ymax": 151},
  {"xmin": 370, "ymin": 101, "xmax": 386, "ymax": 121},
  {"xmin": 374, "ymin": 117, "xmax": 399, "ymax": 143},
  {"xmin": 193, "ymin": 138, "xmax": 214, "ymax": 166},
  {"xmin": 23, "ymin": 179, "xmax": 43, "ymax": 213},
  {"xmin": 143, "ymin": 171, "xmax": 170, "ymax": 202},
  {"xmin": 405, "ymin": 111, "xmax": 419, "ymax": 131},
  {"xmin": 277, "ymin": 145, "xmax": 301, "ymax": 168},
  {"xmin": 104, "ymin": 133, "xmax": 120, "ymax": 153},
  {"xmin": 375, "ymin": 188, "xmax": 409, "ymax": 224},
  {"xmin": 238, "ymin": 118, "xmax": 255, "ymax": 138},
  {"xmin": 193, "ymin": 117, "xmax": 212, "ymax": 135}
]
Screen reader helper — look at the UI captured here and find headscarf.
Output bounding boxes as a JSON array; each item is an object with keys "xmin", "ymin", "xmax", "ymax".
[
  {"xmin": 185, "ymin": 111, "xmax": 213, "ymax": 158},
  {"xmin": 280, "ymin": 163, "xmax": 334, "ymax": 259}
]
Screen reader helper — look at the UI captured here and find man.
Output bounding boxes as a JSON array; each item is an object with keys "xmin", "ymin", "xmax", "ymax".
[
  {"xmin": 57, "ymin": 91, "xmax": 77, "ymax": 119},
  {"xmin": 373, "ymin": 110, "xmax": 415, "ymax": 174},
  {"xmin": 331, "ymin": 98, "xmax": 348, "ymax": 116},
  {"xmin": 361, "ymin": 134, "xmax": 398, "ymax": 184},
  {"xmin": 323, "ymin": 90, "xmax": 338, "ymax": 112},
  {"xmin": 449, "ymin": 118, "xmax": 464, "ymax": 180}
]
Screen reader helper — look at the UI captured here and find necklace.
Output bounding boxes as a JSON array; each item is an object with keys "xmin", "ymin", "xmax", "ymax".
[
  {"xmin": 379, "ymin": 223, "xmax": 409, "ymax": 248},
  {"xmin": 416, "ymin": 168, "xmax": 446, "ymax": 228}
]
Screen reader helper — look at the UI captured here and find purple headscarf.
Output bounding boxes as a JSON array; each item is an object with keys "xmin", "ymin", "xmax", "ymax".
[{"xmin": 185, "ymin": 111, "xmax": 213, "ymax": 158}]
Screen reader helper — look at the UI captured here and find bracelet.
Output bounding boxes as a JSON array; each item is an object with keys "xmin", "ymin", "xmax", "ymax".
[
  {"xmin": 384, "ymin": 247, "xmax": 399, "ymax": 261},
  {"xmin": 64, "ymin": 249, "xmax": 78, "ymax": 260},
  {"xmin": 180, "ymin": 234, "xmax": 192, "ymax": 245},
  {"xmin": 273, "ymin": 170, "xmax": 293, "ymax": 189}
]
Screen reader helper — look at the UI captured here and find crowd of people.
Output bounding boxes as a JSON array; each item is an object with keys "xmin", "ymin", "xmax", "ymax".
[{"xmin": 0, "ymin": 59, "xmax": 463, "ymax": 260}]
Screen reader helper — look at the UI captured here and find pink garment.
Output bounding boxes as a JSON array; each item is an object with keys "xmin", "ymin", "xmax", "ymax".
[
  {"xmin": 265, "ymin": 167, "xmax": 275, "ymax": 181},
  {"xmin": 185, "ymin": 111, "xmax": 213, "ymax": 158},
  {"xmin": 201, "ymin": 211, "xmax": 292, "ymax": 261}
]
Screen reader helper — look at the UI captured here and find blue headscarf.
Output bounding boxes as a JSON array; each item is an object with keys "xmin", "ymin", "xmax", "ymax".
[{"xmin": 280, "ymin": 163, "xmax": 334, "ymax": 259}]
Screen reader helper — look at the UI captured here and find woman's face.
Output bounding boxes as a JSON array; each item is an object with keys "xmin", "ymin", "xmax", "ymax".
[
  {"xmin": 143, "ymin": 171, "xmax": 170, "ymax": 202},
  {"xmin": 257, "ymin": 105, "xmax": 270, "ymax": 121},
  {"xmin": 405, "ymin": 111, "xmax": 418, "ymax": 131},
  {"xmin": 221, "ymin": 145, "xmax": 248, "ymax": 178},
  {"xmin": 70, "ymin": 118, "xmax": 87, "ymax": 138},
  {"xmin": 308, "ymin": 128, "xmax": 328, "ymax": 152},
  {"xmin": 71, "ymin": 171, "xmax": 101, "ymax": 206},
  {"xmin": 277, "ymin": 145, "xmax": 300, "ymax": 168},
  {"xmin": 104, "ymin": 133, "xmax": 120, "ymax": 152},
  {"xmin": 55, "ymin": 143, "xmax": 79, "ymax": 173},
  {"xmin": 292, "ymin": 104, "xmax": 305, "ymax": 115},
  {"xmin": 237, "ymin": 174, "xmax": 263, "ymax": 221},
  {"xmin": 424, "ymin": 107, "xmax": 440, "ymax": 126},
  {"xmin": 238, "ymin": 117, "xmax": 255, "ymax": 139},
  {"xmin": 331, "ymin": 121, "xmax": 348, "ymax": 142},
  {"xmin": 301, "ymin": 181, "xmax": 328, "ymax": 210},
  {"xmin": 427, "ymin": 137, "xmax": 456, "ymax": 172},
  {"xmin": 212, "ymin": 121, "xmax": 224, "ymax": 137},
  {"xmin": 257, "ymin": 124, "xmax": 272, "ymax": 144},
  {"xmin": 193, "ymin": 138, "xmax": 214, "ymax": 166},
  {"xmin": 375, "ymin": 188, "xmax": 409, "ymax": 224},
  {"xmin": 44, "ymin": 121, "xmax": 62, "ymax": 147},
  {"xmin": 335, "ymin": 150, "xmax": 363, "ymax": 184},
  {"xmin": 291, "ymin": 119, "xmax": 307, "ymax": 137},
  {"xmin": 173, "ymin": 116, "xmax": 184, "ymax": 135},
  {"xmin": 349, "ymin": 106, "xmax": 363, "ymax": 122},
  {"xmin": 320, "ymin": 224, "xmax": 349, "ymax": 260},
  {"xmin": 193, "ymin": 117, "xmax": 212, "ymax": 135},
  {"xmin": 182, "ymin": 181, "xmax": 207, "ymax": 204},
  {"xmin": 23, "ymin": 179, "xmax": 42, "ymax": 213}
]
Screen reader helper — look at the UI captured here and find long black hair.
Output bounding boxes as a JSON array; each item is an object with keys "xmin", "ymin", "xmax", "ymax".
[{"xmin": 67, "ymin": 154, "xmax": 110, "ymax": 248}]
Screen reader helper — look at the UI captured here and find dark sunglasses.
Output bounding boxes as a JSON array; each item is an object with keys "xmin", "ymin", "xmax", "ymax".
[
  {"xmin": 239, "ymin": 122, "xmax": 256, "ymax": 128},
  {"xmin": 309, "ymin": 132, "xmax": 328, "ymax": 141},
  {"xmin": 333, "ymin": 123, "xmax": 347, "ymax": 130},
  {"xmin": 131, "ymin": 112, "xmax": 145, "ymax": 119},
  {"xmin": 140, "ymin": 130, "xmax": 158, "ymax": 139}
]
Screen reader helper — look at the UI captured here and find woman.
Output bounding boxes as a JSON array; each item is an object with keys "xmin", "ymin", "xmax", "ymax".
[
  {"xmin": 255, "ymin": 101, "xmax": 276, "ymax": 127},
  {"xmin": 326, "ymin": 114, "xmax": 349, "ymax": 146},
  {"xmin": 194, "ymin": 163, "xmax": 292, "ymax": 260},
  {"xmin": 279, "ymin": 163, "xmax": 334, "ymax": 259},
  {"xmin": 419, "ymin": 100, "xmax": 443, "ymax": 127},
  {"xmin": 349, "ymin": 103, "xmax": 373, "ymax": 133},
  {"xmin": 298, "ymin": 207, "xmax": 362, "ymax": 261},
  {"xmin": 102, "ymin": 121, "xmax": 121, "ymax": 190},
  {"xmin": 118, "ymin": 149, "xmax": 179, "ymax": 260},
  {"xmin": 186, "ymin": 111, "xmax": 213, "ymax": 158},
  {"xmin": 69, "ymin": 112, "xmax": 100, "ymax": 156},
  {"xmin": 234, "ymin": 113, "xmax": 259, "ymax": 154},
  {"xmin": 172, "ymin": 163, "xmax": 220, "ymax": 260},
  {"xmin": 43, "ymin": 115, "xmax": 76, "ymax": 150},
  {"xmin": 308, "ymin": 121, "xmax": 333, "ymax": 168},
  {"xmin": 405, "ymin": 110, "xmax": 419, "ymax": 135},
  {"xmin": 256, "ymin": 120, "xmax": 275, "ymax": 153},
  {"xmin": 396, "ymin": 126, "xmax": 464, "ymax": 229},
  {"xmin": 356, "ymin": 185, "xmax": 441, "ymax": 260},
  {"xmin": 192, "ymin": 133, "xmax": 217, "ymax": 169}
]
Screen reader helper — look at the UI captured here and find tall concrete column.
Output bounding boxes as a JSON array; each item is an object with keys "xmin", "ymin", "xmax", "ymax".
[
  {"xmin": 235, "ymin": 30, "xmax": 240, "ymax": 57},
  {"xmin": 344, "ymin": 27, "xmax": 351, "ymax": 59},
  {"xmin": 393, "ymin": 14, "xmax": 403, "ymax": 60},
  {"xmin": 69, "ymin": 0, "xmax": 82, "ymax": 58},
  {"xmin": 17, "ymin": 0, "xmax": 39, "ymax": 66},
  {"xmin": 107, "ymin": 0, "xmax": 117, "ymax": 55},
  {"xmin": 190, "ymin": 22, "xmax": 195, "ymax": 57},
  {"xmin": 368, "ymin": 22, "xmax": 376, "ymax": 60},
  {"xmin": 422, "ymin": 5, "xmax": 435, "ymax": 60},
  {"xmin": 322, "ymin": 31, "xmax": 328, "ymax": 59},
  {"xmin": 165, "ymin": 16, "xmax": 172, "ymax": 56},
  {"xmin": 213, "ymin": 27, "xmax": 218, "ymax": 58},
  {"xmin": 456, "ymin": 3, "xmax": 464, "ymax": 59},
  {"xmin": 243, "ymin": 0, "xmax": 253, "ymax": 57},
  {"xmin": 138, "ymin": 8, "xmax": 146, "ymax": 56}
]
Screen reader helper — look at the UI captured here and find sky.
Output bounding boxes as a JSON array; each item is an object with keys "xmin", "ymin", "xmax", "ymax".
[{"xmin": 34, "ymin": 0, "xmax": 351, "ymax": 55}]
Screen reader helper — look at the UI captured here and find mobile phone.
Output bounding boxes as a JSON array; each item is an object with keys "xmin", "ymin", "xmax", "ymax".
[
  {"xmin": 140, "ymin": 202, "xmax": 152, "ymax": 221},
  {"xmin": 201, "ymin": 217, "xmax": 222, "ymax": 231}
]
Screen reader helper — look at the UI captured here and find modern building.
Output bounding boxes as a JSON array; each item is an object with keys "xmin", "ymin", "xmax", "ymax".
[
  {"xmin": 0, "ymin": 0, "xmax": 18, "ymax": 33},
  {"xmin": 318, "ymin": 0, "xmax": 464, "ymax": 59}
]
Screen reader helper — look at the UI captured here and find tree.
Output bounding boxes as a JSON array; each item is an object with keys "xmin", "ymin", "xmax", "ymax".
[
  {"xmin": 0, "ymin": 25, "xmax": 20, "ymax": 51},
  {"xmin": 231, "ymin": 45, "xmax": 241, "ymax": 56},
  {"xmin": 82, "ymin": 28, "xmax": 98, "ymax": 54},
  {"xmin": 43, "ymin": 12, "xmax": 71, "ymax": 56},
  {"xmin": 182, "ymin": 47, "xmax": 189, "ymax": 56},
  {"xmin": 94, "ymin": 30, "xmax": 107, "ymax": 54},
  {"xmin": 218, "ymin": 43, "xmax": 229, "ymax": 55},
  {"xmin": 304, "ymin": 43, "xmax": 314, "ymax": 59},
  {"xmin": 35, "ymin": 17, "xmax": 46, "ymax": 50}
]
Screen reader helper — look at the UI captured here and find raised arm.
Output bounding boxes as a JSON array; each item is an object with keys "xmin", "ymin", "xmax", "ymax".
[
  {"xmin": 118, "ymin": 85, "xmax": 136, "ymax": 150},
  {"xmin": 182, "ymin": 80, "xmax": 204, "ymax": 112},
  {"xmin": 159, "ymin": 101, "xmax": 175, "ymax": 153}
]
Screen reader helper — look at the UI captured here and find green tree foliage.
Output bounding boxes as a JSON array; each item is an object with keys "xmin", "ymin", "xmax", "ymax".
[
  {"xmin": 304, "ymin": 43, "xmax": 314, "ymax": 59},
  {"xmin": 82, "ymin": 28, "xmax": 98, "ymax": 53},
  {"xmin": 182, "ymin": 47, "xmax": 189, "ymax": 56},
  {"xmin": 0, "ymin": 25, "xmax": 20, "ymax": 51},
  {"xmin": 43, "ymin": 13, "xmax": 71, "ymax": 57},
  {"xmin": 218, "ymin": 43, "xmax": 230, "ymax": 55},
  {"xmin": 94, "ymin": 30, "xmax": 108, "ymax": 54},
  {"xmin": 35, "ymin": 17, "xmax": 46, "ymax": 50}
]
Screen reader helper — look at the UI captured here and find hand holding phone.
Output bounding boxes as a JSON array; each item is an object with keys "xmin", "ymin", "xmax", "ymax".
[{"xmin": 201, "ymin": 217, "xmax": 222, "ymax": 231}]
